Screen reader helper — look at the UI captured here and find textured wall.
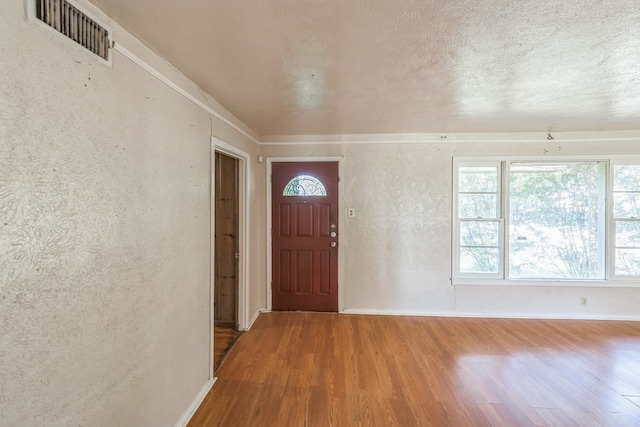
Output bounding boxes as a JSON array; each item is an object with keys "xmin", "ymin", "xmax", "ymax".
[
  {"xmin": 263, "ymin": 138, "xmax": 640, "ymax": 318},
  {"xmin": 341, "ymin": 143, "xmax": 454, "ymax": 312},
  {"xmin": 0, "ymin": 2, "xmax": 261, "ymax": 426}
]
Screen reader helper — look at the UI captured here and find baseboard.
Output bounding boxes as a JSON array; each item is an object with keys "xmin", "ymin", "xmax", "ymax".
[
  {"xmin": 244, "ymin": 308, "xmax": 270, "ymax": 331},
  {"xmin": 340, "ymin": 308, "xmax": 640, "ymax": 321},
  {"xmin": 174, "ymin": 377, "xmax": 217, "ymax": 427}
]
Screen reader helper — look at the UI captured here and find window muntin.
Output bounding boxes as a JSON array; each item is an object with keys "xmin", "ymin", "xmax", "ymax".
[
  {"xmin": 460, "ymin": 220, "xmax": 500, "ymax": 246},
  {"xmin": 454, "ymin": 158, "xmax": 640, "ymax": 283},
  {"xmin": 459, "ymin": 220, "xmax": 501, "ymax": 274},
  {"xmin": 460, "ymin": 247, "xmax": 500, "ymax": 274},
  {"xmin": 283, "ymin": 175, "xmax": 327, "ymax": 196},
  {"xmin": 458, "ymin": 166, "xmax": 499, "ymax": 218},
  {"xmin": 613, "ymin": 164, "xmax": 640, "ymax": 276},
  {"xmin": 456, "ymin": 164, "xmax": 502, "ymax": 276}
]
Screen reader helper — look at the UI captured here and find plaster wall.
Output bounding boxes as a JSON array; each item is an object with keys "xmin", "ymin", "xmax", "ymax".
[
  {"xmin": 0, "ymin": 2, "xmax": 263, "ymax": 426},
  {"xmin": 262, "ymin": 137, "xmax": 640, "ymax": 319}
]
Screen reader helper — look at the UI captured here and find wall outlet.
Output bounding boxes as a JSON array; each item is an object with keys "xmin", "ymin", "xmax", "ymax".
[
  {"xmin": 580, "ymin": 297, "xmax": 588, "ymax": 307},
  {"xmin": 348, "ymin": 208, "xmax": 355, "ymax": 218}
]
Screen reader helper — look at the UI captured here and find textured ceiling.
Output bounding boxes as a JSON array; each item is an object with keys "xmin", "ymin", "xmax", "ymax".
[{"xmin": 92, "ymin": 0, "xmax": 640, "ymax": 137}]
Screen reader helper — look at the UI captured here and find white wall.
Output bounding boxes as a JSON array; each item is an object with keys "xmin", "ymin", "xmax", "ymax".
[
  {"xmin": 263, "ymin": 136, "xmax": 640, "ymax": 319},
  {"xmin": 2, "ymin": 0, "xmax": 638, "ymax": 425},
  {"xmin": 0, "ymin": 2, "xmax": 263, "ymax": 426}
]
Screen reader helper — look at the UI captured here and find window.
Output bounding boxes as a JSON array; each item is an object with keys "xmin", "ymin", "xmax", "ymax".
[
  {"xmin": 453, "ymin": 157, "xmax": 640, "ymax": 284},
  {"xmin": 613, "ymin": 164, "xmax": 640, "ymax": 276},
  {"xmin": 283, "ymin": 175, "xmax": 327, "ymax": 196},
  {"xmin": 458, "ymin": 165, "xmax": 502, "ymax": 275},
  {"xmin": 509, "ymin": 162, "xmax": 605, "ymax": 280}
]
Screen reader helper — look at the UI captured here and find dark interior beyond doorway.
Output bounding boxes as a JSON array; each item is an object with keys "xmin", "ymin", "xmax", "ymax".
[{"xmin": 213, "ymin": 326, "xmax": 240, "ymax": 371}]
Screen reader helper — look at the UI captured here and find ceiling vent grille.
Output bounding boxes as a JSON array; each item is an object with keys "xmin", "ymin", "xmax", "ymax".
[{"xmin": 32, "ymin": 0, "xmax": 111, "ymax": 62}]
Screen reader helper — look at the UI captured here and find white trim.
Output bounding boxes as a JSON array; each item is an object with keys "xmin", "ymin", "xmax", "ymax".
[
  {"xmin": 246, "ymin": 308, "xmax": 270, "ymax": 330},
  {"xmin": 265, "ymin": 160, "xmax": 272, "ymax": 310},
  {"xmin": 112, "ymin": 42, "xmax": 259, "ymax": 145},
  {"xmin": 212, "ymin": 137, "xmax": 251, "ymax": 331},
  {"xmin": 266, "ymin": 156, "xmax": 344, "ymax": 310},
  {"xmin": 341, "ymin": 308, "xmax": 640, "ymax": 321},
  {"xmin": 609, "ymin": 160, "xmax": 640, "ymax": 279},
  {"xmin": 259, "ymin": 131, "xmax": 640, "ymax": 145},
  {"xmin": 208, "ymin": 139, "xmax": 215, "ymax": 382},
  {"xmin": 451, "ymin": 278, "xmax": 640, "ymax": 287},
  {"xmin": 452, "ymin": 159, "xmax": 504, "ymax": 280},
  {"xmin": 25, "ymin": 0, "xmax": 113, "ymax": 67},
  {"xmin": 173, "ymin": 377, "xmax": 216, "ymax": 427},
  {"xmin": 452, "ymin": 155, "xmax": 640, "ymax": 285}
]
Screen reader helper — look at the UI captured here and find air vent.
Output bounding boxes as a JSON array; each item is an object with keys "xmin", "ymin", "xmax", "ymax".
[{"xmin": 30, "ymin": 0, "xmax": 111, "ymax": 62}]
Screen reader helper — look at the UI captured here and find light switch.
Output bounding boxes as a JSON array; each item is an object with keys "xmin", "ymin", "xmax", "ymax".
[{"xmin": 348, "ymin": 208, "xmax": 355, "ymax": 218}]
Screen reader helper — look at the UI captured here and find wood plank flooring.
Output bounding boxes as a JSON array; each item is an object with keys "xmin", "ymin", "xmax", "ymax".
[
  {"xmin": 214, "ymin": 326, "xmax": 240, "ymax": 371},
  {"xmin": 190, "ymin": 312, "xmax": 640, "ymax": 426}
]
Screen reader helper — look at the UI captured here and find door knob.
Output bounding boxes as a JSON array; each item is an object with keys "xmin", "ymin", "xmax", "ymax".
[{"xmin": 330, "ymin": 242, "xmax": 337, "ymax": 248}]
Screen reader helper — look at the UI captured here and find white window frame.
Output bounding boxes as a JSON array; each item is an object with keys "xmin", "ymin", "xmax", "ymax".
[
  {"xmin": 452, "ymin": 155, "xmax": 640, "ymax": 287},
  {"xmin": 610, "ymin": 159, "xmax": 640, "ymax": 282},
  {"xmin": 453, "ymin": 161, "xmax": 504, "ymax": 279}
]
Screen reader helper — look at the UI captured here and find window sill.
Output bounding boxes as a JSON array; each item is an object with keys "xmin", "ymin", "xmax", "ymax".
[{"xmin": 451, "ymin": 278, "xmax": 640, "ymax": 288}]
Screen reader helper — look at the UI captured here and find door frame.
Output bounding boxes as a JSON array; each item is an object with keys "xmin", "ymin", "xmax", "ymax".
[
  {"xmin": 266, "ymin": 156, "xmax": 345, "ymax": 311},
  {"xmin": 210, "ymin": 137, "xmax": 251, "ymax": 378}
]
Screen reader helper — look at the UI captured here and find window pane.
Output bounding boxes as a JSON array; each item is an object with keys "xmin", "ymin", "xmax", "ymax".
[
  {"xmin": 460, "ymin": 248, "xmax": 499, "ymax": 274},
  {"xmin": 458, "ymin": 194, "xmax": 497, "ymax": 218},
  {"xmin": 459, "ymin": 167, "xmax": 498, "ymax": 192},
  {"xmin": 460, "ymin": 221, "xmax": 500, "ymax": 246},
  {"xmin": 616, "ymin": 221, "xmax": 640, "ymax": 247},
  {"xmin": 614, "ymin": 165, "xmax": 640, "ymax": 192},
  {"xmin": 614, "ymin": 193, "xmax": 640, "ymax": 218},
  {"xmin": 615, "ymin": 249, "xmax": 640, "ymax": 276},
  {"xmin": 509, "ymin": 162, "xmax": 604, "ymax": 279},
  {"xmin": 283, "ymin": 175, "xmax": 327, "ymax": 196}
]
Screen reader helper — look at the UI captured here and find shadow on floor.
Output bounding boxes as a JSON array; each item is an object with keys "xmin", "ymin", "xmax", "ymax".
[{"xmin": 214, "ymin": 326, "xmax": 241, "ymax": 372}]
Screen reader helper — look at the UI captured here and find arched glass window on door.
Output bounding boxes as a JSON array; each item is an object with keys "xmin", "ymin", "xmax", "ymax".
[{"xmin": 283, "ymin": 175, "xmax": 327, "ymax": 196}]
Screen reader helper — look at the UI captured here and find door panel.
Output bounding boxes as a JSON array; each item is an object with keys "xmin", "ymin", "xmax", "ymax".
[
  {"xmin": 272, "ymin": 162, "xmax": 338, "ymax": 312},
  {"xmin": 297, "ymin": 204, "xmax": 314, "ymax": 236}
]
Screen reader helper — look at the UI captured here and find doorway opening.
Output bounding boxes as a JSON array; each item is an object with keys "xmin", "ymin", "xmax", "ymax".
[
  {"xmin": 213, "ymin": 151, "xmax": 240, "ymax": 369},
  {"xmin": 211, "ymin": 137, "xmax": 250, "ymax": 373}
]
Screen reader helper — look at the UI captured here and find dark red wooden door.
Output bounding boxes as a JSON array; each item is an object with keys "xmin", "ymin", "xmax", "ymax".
[{"xmin": 272, "ymin": 162, "xmax": 339, "ymax": 312}]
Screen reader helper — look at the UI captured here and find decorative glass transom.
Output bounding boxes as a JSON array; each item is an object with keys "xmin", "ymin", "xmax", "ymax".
[{"xmin": 283, "ymin": 175, "xmax": 327, "ymax": 196}]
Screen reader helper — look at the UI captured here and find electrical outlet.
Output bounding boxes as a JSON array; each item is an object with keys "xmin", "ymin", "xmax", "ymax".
[
  {"xmin": 348, "ymin": 208, "xmax": 355, "ymax": 218},
  {"xmin": 580, "ymin": 297, "xmax": 588, "ymax": 307}
]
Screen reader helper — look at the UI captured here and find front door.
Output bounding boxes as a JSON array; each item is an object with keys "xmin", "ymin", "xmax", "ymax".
[{"xmin": 272, "ymin": 162, "xmax": 339, "ymax": 311}]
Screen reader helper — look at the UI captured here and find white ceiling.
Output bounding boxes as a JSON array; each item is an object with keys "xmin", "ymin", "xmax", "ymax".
[{"xmin": 92, "ymin": 0, "xmax": 640, "ymax": 137}]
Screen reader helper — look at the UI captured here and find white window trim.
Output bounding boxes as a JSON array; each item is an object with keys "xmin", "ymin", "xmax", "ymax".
[
  {"xmin": 452, "ymin": 155, "xmax": 640, "ymax": 287},
  {"xmin": 453, "ymin": 160, "xmax": 504, "ymax": 279},
  {"xmin": 610, "ymin": 159, "xmax": 640, "ymax": 281}
]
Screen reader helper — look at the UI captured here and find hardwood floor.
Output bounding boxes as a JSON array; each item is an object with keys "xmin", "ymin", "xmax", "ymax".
[
  {"xmin": 190, "ymin": 312, "xmax": 640, "ymax": 426},
  {"xmin": 214, "ymin": 326, "xmax": 240, "ymax": 371}
]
